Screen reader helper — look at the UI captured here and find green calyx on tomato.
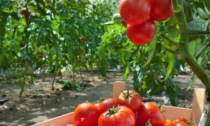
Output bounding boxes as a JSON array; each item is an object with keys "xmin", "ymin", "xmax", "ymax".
[
  {"xmin": 105, "ymin": 106, "xmax": 121, "ymax": 116},
  {"xmin": 98, "ymin": 106, "xmax": 136, "ymax": 126},
  {"xmin": 112, "ymin": 13, "xmax": 122, "ymax": 24},
  {"xmin": 118, "ymin": 90, "xmax": 142, "ymax": 113},
  {"xmin": 121, "ymin": 89, "xmax": 132, "ymax": 104}
]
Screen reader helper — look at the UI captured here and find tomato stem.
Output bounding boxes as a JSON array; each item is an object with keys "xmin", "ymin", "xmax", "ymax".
[{"xmin": 106, "ymin": 106, "xmax": 120, "ymax": 116}]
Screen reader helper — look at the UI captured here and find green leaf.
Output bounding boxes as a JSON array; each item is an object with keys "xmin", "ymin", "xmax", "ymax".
[
  {"xmin": 197, "ymin": 7, "xmax": 209, "ymax": 20},
  {"xmin": 204, "ymin": 0, "xmax": 210, "ymax": 12},
  {"xmin": 164, "ymin": 53, "xmax": 175, "ymax": 81},
  {"xmin": 10, "ymin": 12, "xmax": 19, "ymax": 20},
  {"xmin": 188, "ymin": 40, "xmax": 197, "ymax": 56},
  {"xmin": 165, "ymin": 78, "xmax": 179, "ymax": 106},
  {"xmin": 143, "ymin": 34, "xmax": 157, "ymax": 67}
]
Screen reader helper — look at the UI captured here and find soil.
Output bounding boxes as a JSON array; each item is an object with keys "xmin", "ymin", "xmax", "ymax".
[{"xmin": 0, "ymin": 71, "xmax": 205, "ymax": 126}]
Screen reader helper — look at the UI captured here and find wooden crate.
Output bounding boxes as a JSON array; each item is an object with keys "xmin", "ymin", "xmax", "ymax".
[{"xmin": 34, "ymin": 81, "xmax": 206, "ymax": 126}]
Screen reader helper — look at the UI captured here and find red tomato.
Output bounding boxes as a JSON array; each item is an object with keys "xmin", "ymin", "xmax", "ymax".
[
  {"xmin": 126, "ymin": 19, "xmax": 156, "ymax": 46},
  {"xmin": 137, "ymin": 102, "xmax": 166, "ymax": 126},
  {"xmin": 98, "ymin": 106, "xmax": 136, "ymax": 126},
  {"xmin": 119, "ymin": 0, "xmax": 151, "ymax": 25},
  {"xmin": 165, "ymin": 119, "xmax": 172, "ymax": 126},
  {"xmin": 19, "ymin": 42, "xmax": 24, "ymax": 47},
  {"xmin": 118, "ymin": 90, "xmax": 142, "ymax": 112},
  {"xmin": 20, "ymin": 8, "xmax": 28, "ymax": 15},
  {"xmin": 98, "ymin": 98, "xmax": 121, "ymax": 114},
  {"xmin": 150, "ymin": 0, "xmax": 174, "ymax": 21},
  {"xmin": 74, "ymin": 102, "xmax": 100, "ymax": 126},
  {"xmin": 38, "ymin": 52, "xmax": 45, "ymax": 58},
  {"xmin": 172, "ymin": 121, "xmax": 188, "ymax": 126},
  {"xmin": 66, "ymin": 124, "xmax": 77, "ymax": 126}
]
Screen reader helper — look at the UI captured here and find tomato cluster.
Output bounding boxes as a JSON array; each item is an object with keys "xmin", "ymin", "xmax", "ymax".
[
  {"xmin": 119, "ymin": 0, "xmax": 174, "ymax": 46},
  {"xmin": 165, "ymin": 117, "xmax": 195, "ymax": 126},
  {"xmin": 66, "ymin": 90, "xmax": 170, "ymax": 126}
]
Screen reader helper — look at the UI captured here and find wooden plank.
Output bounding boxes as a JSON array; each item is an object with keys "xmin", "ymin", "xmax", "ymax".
[
  {"xmin": 161, "ymin": 105, "xmax": 192, "ymax": 121},
  {"xmin": 192, "ymin": 88, "xmax": 206, "ymax": 124},
  {"xmin": 112, "ymin": 81, "xmax": 126, "ymax": 98},
  {"xmin": 33, "ymin": 112, "xmax": 74, "ymax": 126}
]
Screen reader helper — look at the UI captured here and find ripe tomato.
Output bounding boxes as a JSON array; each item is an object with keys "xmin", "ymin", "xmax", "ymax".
[
  {"xmin": 150, "ymin": 0, "xmax": 174, "ymax": 21},
  {"xmin": 98, "ymin": 98, "xmax": 121, "ymax": 114},
  {"xmin": 19, "ymin": 42, "xmax": 24, "ymax": 47},
  {"xmin": 172, "ymin": 121, "xmax": 188, "ymax": 126},
  {"xmin": 126, "ymin": 19, "xmax": 156, "ymax": 46},
  {"xmin": 118, "ymin": 90, "xmax": 142, "ymax": 112},
  {"xmin": 137, "ymin": 102, "xmax": 166, "ymax": 126},
  {"xmin": 74, "ymin": 102, "xmax": 100, "ymax": 126},
  {"xmin": 98, "ymin": 106, "xmax": 136, "ymax": 126},
  {"xmin": 119, "ymin": 0, "xmax": 151, "ymax": 25},
  {"xmin": 20, "ymin": 8, "xmax": 28, "ymax": 15},
  {"xmin": 66, "ymin": 124, "xmax": 77, "ymax": 126},
  {"xmin": 38, "ymin": 52, "xmax": 45, "ymax": 58},
  {"xmin": 171, "ymin": 117, "xmax": 195, "ymax": 126},
  {"xmin": 164, "ymin": 119, "xmax": 172, "ymax": 126}
]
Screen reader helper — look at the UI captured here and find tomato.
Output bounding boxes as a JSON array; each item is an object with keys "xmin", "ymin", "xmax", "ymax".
[
  {"xmin": 164, "ymin": 119, "xmax": 172, "ymax": 126},
  {"xmin": 20, "ymin": 8, "xmax": 28, "ymax": 15},
  {"xmin": 38, "ymin": 52, "xmax": 45, "ymax": 58},
  {"xmin": 126, "ymin": 19, "xmax": 156, "ymax": 46},
  {"xmin": 98, "ymin": 98, "xmax": 121, "ymax": 114},
  {"xmin": 19, "ymin": 42, "xmax": 24, "ymax": 47},
  {"xmin": 150, "ymin": 0, "xmax": 174, "ymax": 21},
  {"xmin": 119, "ymin": 0, "xmax": 151, "ymax": 25},
  {"xmin": 98, "ymin": 106, "xmax": 136, "ymax": 126},
  {"xmin": 172, "ymin": 121, "xmax": 188, "ymax": 126},
  {"xmin": 74, "ymin": 102, "xmax": 100, "ymax": 126},
  {"xmin": 171, "ymin": 117, "xmax": 195, "ymax": 126},
  {"xmin": 66, "ymin": 124, "xmax": 77, "ymax": 126},
  {"xmin": 118, "ymin": 90, "xmax": 142, "ymax": 112},
  {"xmin": 137, "ymin": 102, "xmax": 166, "ymax": 126},
  {"xmin": 79, "ymin": 38, "xmax": 85, "ymax": 44}
]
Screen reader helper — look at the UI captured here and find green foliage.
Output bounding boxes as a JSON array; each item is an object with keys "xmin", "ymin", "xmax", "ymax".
[
  {"xmin": 0, "ymin": 0, "xmax": 116, "ymax": 96},
  {"xmin": 0, "ymin": 0, "xmax": 210, "ymax": 106},
  {"xmin": 57, "ymin": 80, "xmax": 85, "ymax": 92}
]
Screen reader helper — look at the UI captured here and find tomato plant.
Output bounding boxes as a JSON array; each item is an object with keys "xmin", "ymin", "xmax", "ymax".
[
  {"xmin": 74, "ymin": 102, "xmax": 100, "ymax": 126},
  {"xmin": 0, "ymin": 0, "xmax": 116, "ymax": 96},
  {"xmin": 98, "ymin": 106, "xmax": 136, "ymax": 126},
  {"xmin": 126, "ymin": 19, "xmax": 156, "ymax": 45}
]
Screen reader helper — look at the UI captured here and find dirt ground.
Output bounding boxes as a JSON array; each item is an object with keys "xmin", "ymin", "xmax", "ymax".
[{"xmin": 0, "ymin": 71, "xmax": 205, "ymax": 126}]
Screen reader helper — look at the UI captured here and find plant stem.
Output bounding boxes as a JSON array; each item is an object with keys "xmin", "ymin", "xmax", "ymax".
[
  {"xmin": 172, "ymin": 0, "xmax": 210, "ymax": 92},
  {"xmin": 189, "ymin": 30, "xmax": 210, "ymax": 36},
  {"xmin": 159, "ymin": 34, "xmax": 178, "ymax": 46}
]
